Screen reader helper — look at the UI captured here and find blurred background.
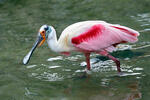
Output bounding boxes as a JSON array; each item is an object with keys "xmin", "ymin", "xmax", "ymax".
[{"xmin": 0, "ymin": 0, "xmax": 150, "ymax": 100}]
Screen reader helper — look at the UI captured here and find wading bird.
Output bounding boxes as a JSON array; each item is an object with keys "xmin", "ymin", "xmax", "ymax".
[{"xmin": 23, "ymin": 21, "xmax": 140, "ymax": 73}]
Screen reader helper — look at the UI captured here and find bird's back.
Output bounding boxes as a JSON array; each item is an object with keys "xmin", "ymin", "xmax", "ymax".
[
  {"xmin": 58, "ymin": 21, "xmax": 108, "ymax": 50},
  {"xmin": 58, "ymin": 20, "xmax": 139, "ymax": 52}
]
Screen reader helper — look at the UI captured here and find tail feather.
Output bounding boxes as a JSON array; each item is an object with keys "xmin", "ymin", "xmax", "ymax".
[
  {"xmin": 110, "ymin": 24, "xmax": 140, "ymax": 43},
  {"xmin": 104, "ymin": 24, "xmax": 140, "ymax": 53}
]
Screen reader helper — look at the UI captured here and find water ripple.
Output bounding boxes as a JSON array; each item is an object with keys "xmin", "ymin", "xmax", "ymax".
[
  {"xmin": 36, "ymin": 72, "xmax": 63, "ymax": 82},
  {"xmin": 131, "ymin": 12, "xmax": 150, "ymax": 32},
  {"xmin": 101, "ymin": 78, "xmax": 110, "ymax": 86},
  {"xmin": 25, "ymin": 87, "xmax": 38, "ymax": 96},
  {"xmin": 26, "ymin": 65, "xmax": 37, "ymax": 69},
  {"xmin": 65, "ymin": 56, "xmax": 79, "ymax": 61},
  {"xmin": 118, "ymin": 73, "xmax": 141, "ymax": 77},
  {"xmin": 79, "ymin": 56, "xmax": 143, "ymax": 78},
  {"xmin": 133, "ymin": 67, "xmax": 143, "ymax": 71},
  {"xmin": 116, "ymin": 44, "xmax": 132, "ymax": 51},
  {"xmin": 48, "ymin": 66, "xmax": 61, "ymax": 69},
  {"xmin": 47, "ymin": 56, "xmax": 63, "ymax": 61}
]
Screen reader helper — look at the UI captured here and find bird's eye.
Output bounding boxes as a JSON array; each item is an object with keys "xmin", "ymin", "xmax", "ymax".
[
  {"xmin": 42, "ymin": 31, "xmax": 45, "ymax": 34},
  {"xmin": 40, "ymin": 31, "xmax": 45, "ymax": 37}
]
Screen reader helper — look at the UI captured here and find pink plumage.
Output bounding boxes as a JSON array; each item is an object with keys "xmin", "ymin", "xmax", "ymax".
[
  {"xmin": 59, "ymin": 21, "xmax": 140, "ymax": 72},
  {"xmin": 72, "ymin": 24, "xmax": 104, "ymax": 45},
  {"xmin": 71, "ymin": 22, "xmax": 139, "ymax": 53},
  {"xmin": 29, "ymin": 20, "xmax": 140, "ymax": 73},
  {"xmin": 62, "ymin": 21, "xmax": 139, "ymax": 72}
]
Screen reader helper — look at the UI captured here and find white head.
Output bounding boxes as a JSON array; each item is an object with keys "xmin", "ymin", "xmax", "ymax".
[
  {"xmin": 37, "ymin": 25, "xmax": 53, "ymax": 46},
  {"xmin": 23, "ymin": 25, "xmax": 55, "ymax": 65}
]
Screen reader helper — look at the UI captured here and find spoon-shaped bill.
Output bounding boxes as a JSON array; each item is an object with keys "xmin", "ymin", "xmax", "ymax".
[
  {"xmin": 23, "ymin": 35, "xmax": 43, "ymax": 65},
  {"xmin": 23, "ymin": 49, "xmax": 33, "ymax": 65}
]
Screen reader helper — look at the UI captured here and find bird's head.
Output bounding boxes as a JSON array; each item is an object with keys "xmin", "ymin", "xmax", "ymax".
[
  {"xmin": 23, "ymin": 25, "xmax": 52, "ymax": 65},
  {"xmin": 38, "ymin": 25, "xmax": 52, "ymax": 46}
]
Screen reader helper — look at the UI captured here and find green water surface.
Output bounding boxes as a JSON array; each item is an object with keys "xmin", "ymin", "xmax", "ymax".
[{"xmin": 0, "ymin": 0, "xmax": 150, "ymax": 100}]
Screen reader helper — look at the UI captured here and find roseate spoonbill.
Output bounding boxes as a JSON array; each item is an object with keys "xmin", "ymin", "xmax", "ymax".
[{"xmin": 23, "ymin": 21, "xmax": 140, "ymax": 73}]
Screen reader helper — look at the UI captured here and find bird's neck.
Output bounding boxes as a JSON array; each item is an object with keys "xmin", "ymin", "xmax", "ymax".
[{"xmin": 47, "ymin": 27, "xmax": 61, "ymax": 52}]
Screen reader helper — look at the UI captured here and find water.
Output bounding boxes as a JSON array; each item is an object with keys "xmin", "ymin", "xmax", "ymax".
[{"xmin": 0, "ymin": 0, "xmax": 150, "ymax": 100}]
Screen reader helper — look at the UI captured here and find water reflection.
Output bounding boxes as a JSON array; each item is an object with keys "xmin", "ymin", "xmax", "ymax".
[
  {"xmin": 101, "ymin": 78, "xmax": 110, "ymax": 86},
  {"xmin": 125, "ymin": 82, "xmax": 142, "ymax": 100}
]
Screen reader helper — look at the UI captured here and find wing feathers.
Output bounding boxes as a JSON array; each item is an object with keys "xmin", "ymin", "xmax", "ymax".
[
  {"xmin": 71, "ymin": 24, "xmax": 104, "ymax": 45},
  {"xmin": 110, "ymin": 25, "xmax": 139, "ymax": 37},
  {"xmin": 71, "ymin": 23, "xmax": 139, "ymax": 52}
]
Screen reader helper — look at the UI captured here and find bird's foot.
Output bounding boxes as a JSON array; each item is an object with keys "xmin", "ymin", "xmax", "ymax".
[
  {"xmin": 78, "ymin": 69, "xmax": 92, "ymax": 78},
  {"xmin": 79, "ymin": 72, "xmax": 88, "ymax": 78},
  {"xmin": 117, "ymin": 72, "xmax": 124, "ymax": 76},
  {"xmin": 85, "ymin": 68, "xmax": 92, "ymax": 75}
]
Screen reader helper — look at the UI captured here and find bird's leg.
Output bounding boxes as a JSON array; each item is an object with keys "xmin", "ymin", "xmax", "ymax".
[
  {"xmin": 107, "ymin": 54, "xmax": 121, "ymax": 72},
  {"xmin": 84, "ymin": 53, "xmax": 91, "ymax": 70},
  {"xmin": 98, "ymin": 51, "xmax": 121, "ymax": 73}
]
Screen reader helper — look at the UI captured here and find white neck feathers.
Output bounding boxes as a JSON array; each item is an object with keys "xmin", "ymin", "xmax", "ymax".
[{"xmin": 47, "ymin": 26, "xmax": 60, "ymax": 52}]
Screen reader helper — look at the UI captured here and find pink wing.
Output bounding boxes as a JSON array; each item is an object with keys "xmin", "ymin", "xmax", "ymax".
[{"xmin": 71, "ymin": 24, "xmax": 139, "ymax": 52}]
